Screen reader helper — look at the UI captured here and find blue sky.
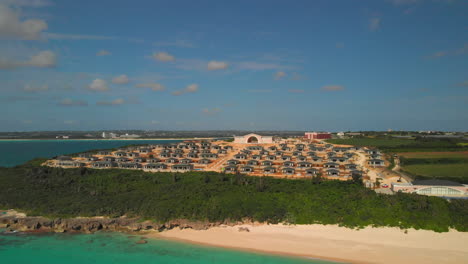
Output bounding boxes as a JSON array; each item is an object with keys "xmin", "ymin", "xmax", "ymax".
[{"xmin": 0, "ymin": 0, "xmax": 467, "ymax": 132}]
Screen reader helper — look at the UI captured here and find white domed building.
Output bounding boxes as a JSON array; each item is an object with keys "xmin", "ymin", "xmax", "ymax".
[{"xmin": 233, "ymin": 133, "xmax": 274, "ymax": 144}]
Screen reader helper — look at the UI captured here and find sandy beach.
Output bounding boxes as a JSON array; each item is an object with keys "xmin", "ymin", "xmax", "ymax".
[{"xmin": 155, "ymin": 224, "xmax": 468, "ymax": 264}]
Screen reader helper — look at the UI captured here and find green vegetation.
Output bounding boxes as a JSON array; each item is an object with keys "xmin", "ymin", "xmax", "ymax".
[
  {"xmin": 0, "ymin": 161, "xmax": 467, "ymax": 232},
  {"xmin": 399, "ymin": 154, "xmax": 468, "ymax": 184},
  {"xmin": 326, "ymin": 137, "xmax": 468, "ymax": 153},
  {"xmin": 402, "ymin": 164, "xmax": 468, "ymax": 181}
]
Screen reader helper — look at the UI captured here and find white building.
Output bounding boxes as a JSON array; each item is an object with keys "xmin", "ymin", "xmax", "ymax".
[{"xmin": 233, "ymin": 133, "xmax": 274, "ymax": 144}]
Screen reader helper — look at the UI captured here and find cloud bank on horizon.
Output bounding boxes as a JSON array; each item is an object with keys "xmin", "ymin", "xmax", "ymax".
[{"xmin": 0, "ymin": 0, "xmax": 467, "ymax": 131}]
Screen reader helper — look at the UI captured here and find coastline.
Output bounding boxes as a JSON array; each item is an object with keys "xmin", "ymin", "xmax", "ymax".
[
  {"xmin": 154, "ymin": 224, "xmax": 468, "ymax": 264},
  {"xmin": 0, "ymin": 138, "xmax": 215, "ymax": 141},
  {"xmin": 2, "ymin": 210, "xmax": 467, "ymax": 264}
]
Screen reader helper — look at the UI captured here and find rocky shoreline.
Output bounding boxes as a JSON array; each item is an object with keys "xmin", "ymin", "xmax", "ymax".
[{"xmin": 0, "ymin": 212, "xmax": 233, "ymax": 235}]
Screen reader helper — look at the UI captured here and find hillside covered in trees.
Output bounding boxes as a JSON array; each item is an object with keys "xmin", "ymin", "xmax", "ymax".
[{"xmin": 0, "ymin": 159, "xmax": 466, "ymax": 232}]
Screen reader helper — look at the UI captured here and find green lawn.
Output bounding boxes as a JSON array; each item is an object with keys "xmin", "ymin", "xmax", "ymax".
[
  {"xmin": 326, "ymin": 138, "xmax": 468, "ymax": 153},
  {"xmin": 326, "ymin": 138, "xmax": 413, "ymax": 148},
  {"xmin": 399, "ymin": 152, "xmax": 468, "ymax": 159},
  {"xmin": 402, "ymin": 164, "xmax": 468, "ymax": 179}
]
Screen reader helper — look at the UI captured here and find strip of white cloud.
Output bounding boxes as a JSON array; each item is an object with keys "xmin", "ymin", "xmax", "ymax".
[
  {"xmin": 369, "ymin": 17, "xmax": 381, "ymax": 32},
  {"xmin": 0, "ymin": 0, "xmax": 52, "ymax": 7},
  {"xmin": 172, "ymin": 83, "xmax": 198, "ymax": 96},
  {"xmin": 202, "ymin": 107, "xmax": 222, "ymax": 115},
  {"xmin": 153, "ymin": 52, "xmax": 175, "ymax": 62},
  {"xmin": 112, "ymin": 74, "xmax": 129, "ymax": 84},
  {"xmin": 42, "ymin": 32, "xmax": 116, "ymax": 40},
  {"xmin": 87, "ymin": 78, "xmax": 109, "ymax": 91},
  {"xmin": 23, "ymin": 83, "xmax": 48, "ymax": 92},
  {"xmin": 59, "ymin": 98, "xmax": 88, "ymax": 106},
  {"xmin": 0, "ymin": 50, "xmax": 56, "ymax": 70},
  {"xmin": 207, "ymin": 61, "xmax": 229, "ymax": 70},
  {"xmin": 96, "ymin": 50, "xmax": 111, "ymax": 56},
  {"xmin": 0, "ymin": 4, "xmax": 47, "ymax": 40},
  {"xmin": 274, "ymin": 71, "xmax": 286, "ymax": 80},
  {"xmin": 247, "ymin": 89, "xmax": 272, "ymax": 93},
  {"xmin": 236, "ymin": 61, "xmax": 290, "ymax": 71},
  {"xmin": 96, "ymin": 98, "xmax": 125, "ymax": 105},
  {"xmin": 427, "ymin": 43, "xmax": 467, "ymax": 59},
  {"xmin": 153, "ymin": 40, "xmax": 194, "ymax": 48},
  {"xmin": 135, "ymin": 82, "xmax": 165, "ymax": 91},
  {"xmin": 321, "ymin": 85, "xmax": 345, "ymax": 91}
]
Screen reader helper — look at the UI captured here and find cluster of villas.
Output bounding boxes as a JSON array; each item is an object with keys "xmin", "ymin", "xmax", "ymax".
[
  {"xmin": 222, "ymin": 143, "xmax": 363, "ymax": 179},
  {"xmin": 53, "ymin": 141, "xmax": 234, "ymax": 172},
  {"xmin": 50, "ymin": 133, "xmax": 378, "ymax": 180},
  {"xmin": 365, "ymin": 149, "xmax": 386, "ymax": 167}
]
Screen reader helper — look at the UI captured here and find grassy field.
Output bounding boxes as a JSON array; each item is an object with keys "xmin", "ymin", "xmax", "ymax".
[
  {"xmin": 399, "ymin": 152, "xmax": 468, "ymax": 159},
  {"xmin": 398, "ymin": 151, "xmax": 468, "ymax": 183},
  {"xmin": 402, "ymin": 164, "xmax": 468, "ymax": 179},
  {"xmin": 326, "ymin": 137, "xmax": 468, "ymax": 153},
  {"xmin": 327, "ymin": 138, "xmax": 413, "ymax": 148}
]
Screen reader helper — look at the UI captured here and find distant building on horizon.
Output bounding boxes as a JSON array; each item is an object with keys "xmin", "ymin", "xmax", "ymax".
[
  {"xmin": 304, "ymin": 132, "xmax": 331, "ymax": 140},
  {"xmin": 102, "ymin": 132, "xmax": 118, "ymax": 138}
]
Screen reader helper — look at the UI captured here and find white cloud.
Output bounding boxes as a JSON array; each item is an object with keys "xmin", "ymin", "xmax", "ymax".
[
  {"xmin": 87, "ymin": 78, "xmax": 109, "ymax": 92},
  {"xmin": 96, "ymin": 98, "xmax": 125, "ymax": 105},
  {"xmin": 427, "ymin": 44, "xmax": 468, "ymax": 59},
  {"xmin": 0, "ymin": 0, "xmax": 52, "ymax": 7},
  {"xmin": 23, "ymin": 83, "xmax": 48, "ymax": 92},
  {"xmin": 321, "ymin": 85, "xmax": 345, "ymax": 91},
  {"xmin": 172, "ymin": 83, "xmax": 199, "ymax": 96},
  {"xmin": 112, "ymin": 74, "xmax": 129, "ymax": 84},
  {"xmin": 96, "ymin": 50, "xmax": 111, "ymax": 56},
  {"xmin": 42, "ymin": 32, "xmax": 115, "ymax": 40},
  {"xmin": 0, "ymin": 50, "xmax": 56, "ymax": 69},
  {"xmin": 153, "ymin": 40, "xmax": 194, "ymax": 48},
  {"xmin": 369, "ymin": 17, "xmax": 381, "ymax": 32},
  {"xmin": 153, "ymin": 52, "xmax": 175, "ymax": 62},
  {"xmin": 207, "ymin": 61, "xmax": 229, "ymax": 70},
  {"xmin": 28, "ymin": 50, "xmax": 55, "ymax": 67},
  {"xmin": 185, "ymin": 83, "xmax": 198, "ymax": 93},
  {"xmin": 59, "ymin": 98, "xmax": 88, "ymax": 106},
  {"xmin": 274, "ymin": 71, "xmax": 286, "ymax": 80},
  {"xmin": 236, "ymin": 61, "xmax": 289, "ymax": 71},
  {"xmin": 247, "ymin": 89, "xmax": 272, "ymax": 93},
  {"xmin": 150, "ymin": 120, "xmax": 160, "ymax": 125},
  {"xmin": 388, "ymin": 0, "xmax": 421, "ymax": 5},
  {"xmin": 64, "ymin": 120, "xmax": 77, "ymax": 125},
  {"xmin": 135, "ymin": 82, "xmax": 165, "ymax": 91},
  {"xmin": 202, "ymin": 107, "xmax": 222, "ymax": 115},
  {"xmin": 0, "ymin": 4, "xmax": 47, "ymax": 40},
  {"xmin": 288, "ymin": 89, "xmax": 305, "ymax": 93}
]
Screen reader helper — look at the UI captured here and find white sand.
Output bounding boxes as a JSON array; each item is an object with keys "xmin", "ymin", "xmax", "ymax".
[{"xmin": 155, "ymin": 224, "xmax": 468, "ymax": 264}]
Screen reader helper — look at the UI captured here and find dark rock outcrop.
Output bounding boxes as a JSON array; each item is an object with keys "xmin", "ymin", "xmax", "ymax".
[{"xmin": 0, "ymin": 215, "xmax": 225, "ymax": 235}]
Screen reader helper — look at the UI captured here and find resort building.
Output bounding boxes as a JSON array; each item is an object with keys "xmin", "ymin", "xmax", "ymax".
[
  {"xmin": 391, "ymin": 180, "xmax": 468, "ymax": 198},
  {"xmin": 304, "ymin": 132, "xmax": 332, "ymax": 140},
  {"xmin": 234, "ymin": 133, "xmax": 274, "ymax": 144},
  {"xmin": 367, "ymin": 159, "xmax": 385, "ymax": 167},
  {"xmin": 171, "ymin": 164, "xmax": 193, "ymax": 171}
]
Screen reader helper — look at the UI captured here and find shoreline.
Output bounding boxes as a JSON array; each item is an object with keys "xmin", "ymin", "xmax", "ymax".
[
  {"xmin": 2, "ymin": 210, "xmax": 467, "ymax": 264},
  {"xmin": 156, "ymin": 234, "xmax": 352, "ymax": 264},
  {"xmin": 0, "ymin": 138, "xmax": 217, "ymax": 141},
  {"xmin": 153, "ymin": 224, "xmax": 468, "ymax": 264}
]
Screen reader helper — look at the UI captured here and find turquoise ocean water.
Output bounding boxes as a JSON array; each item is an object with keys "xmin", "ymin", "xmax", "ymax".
[
  {"xmin": 0, "ymin": 230, "xmax": 333, "ymax": 264},
  {"xmin": 0, "ymin": 140, "xmax": 336, "ymax": 263},
  {"xmin": 0, "ymin": 139, "xmax": 181, "ymax": 167}
]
